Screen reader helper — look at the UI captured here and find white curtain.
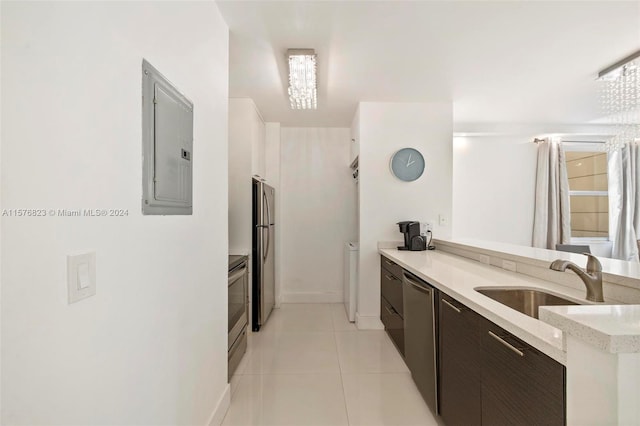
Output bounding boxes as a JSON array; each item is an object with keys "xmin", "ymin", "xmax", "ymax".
[
  {"xmin": 532, "ymin": 138, "xmax": 572, "ymax": 249},
  {"xmin": 609, "ymin": 141, "xmax": 640, "ymax": 262}
]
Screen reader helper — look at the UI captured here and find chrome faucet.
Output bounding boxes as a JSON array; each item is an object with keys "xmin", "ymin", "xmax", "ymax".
[{"xmin": 549, "ymin": 253, "xmax": 604, "ymax": 302}]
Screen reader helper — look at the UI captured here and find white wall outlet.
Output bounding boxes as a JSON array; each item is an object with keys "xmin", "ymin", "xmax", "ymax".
[
  {"xmin": 439, "ymin": 214, "xmax": 447, "ymax": 226},
  {"xmin": 423, "ymin": 221, "xmax": 433, "ymax": 232},
  {"xmin": 67, "ymin": 252, "xmax": 96, "ymax": 304},
  {"xmin": 502, "ymin": 260, "xmax": 517, "ymax": 272},
  {"xmin": 479, "ymin": 254, "xmax": 490, "ymax": 265}
]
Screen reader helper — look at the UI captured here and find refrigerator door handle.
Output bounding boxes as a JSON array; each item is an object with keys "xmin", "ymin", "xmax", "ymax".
[
  {"xmin": 263, "ymin": 226, "xmax": 270, "ymax": 262},
  {"xmin": 264, "ymin": 188, "xmax": 272, "ymax": 226},
  {"xmin": 263, "ymin": 190, "xmax": 270, "ymax": 261}
]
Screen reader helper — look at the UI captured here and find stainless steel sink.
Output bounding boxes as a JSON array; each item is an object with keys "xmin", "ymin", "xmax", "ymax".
[{"xmin": 475, "ymin": 287, "xmax": 581, "ymax": 319}]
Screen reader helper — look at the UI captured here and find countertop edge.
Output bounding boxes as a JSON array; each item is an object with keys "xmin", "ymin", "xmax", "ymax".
[
  {"xmin": 539, "ymin": 305, "xmax": 640, "ymax": 354},
  {"xmin": 379, "ymin": 248, "xmax": 568, "ymax": 365}
]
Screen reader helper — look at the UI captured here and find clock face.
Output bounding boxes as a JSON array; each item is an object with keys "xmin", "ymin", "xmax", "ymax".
[{"xmin": 390, "ymin": 148, "xmax": 425, "ymax": 182}]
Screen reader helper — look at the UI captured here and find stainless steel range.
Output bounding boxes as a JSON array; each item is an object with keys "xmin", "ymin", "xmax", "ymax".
[{"xmin": 228, "ymin": 255, "xmax": 248, "ymax": 381}]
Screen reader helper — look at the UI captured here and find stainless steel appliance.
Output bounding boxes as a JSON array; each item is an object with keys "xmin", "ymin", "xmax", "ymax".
[
  {"xmin": 228, "ymin": 255, "xmax": 248, "ymax": 381},
  {"xmin": 252, "ymin": 178, "xmax": 275, "ymax": 331},
  {"xmin": 402, "ymin": 270, "xmax": 438, "ymax": 414}
]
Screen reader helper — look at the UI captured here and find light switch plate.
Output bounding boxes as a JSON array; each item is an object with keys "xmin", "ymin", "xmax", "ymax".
[{"xmin": 67, "ymin": 252, "xmax": 96, "ymax": 304}]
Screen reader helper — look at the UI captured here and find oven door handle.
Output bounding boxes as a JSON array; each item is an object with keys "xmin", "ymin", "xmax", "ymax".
[{"xmin": 228, "ymin": 263, "xmax": 247, "ymax": 286}]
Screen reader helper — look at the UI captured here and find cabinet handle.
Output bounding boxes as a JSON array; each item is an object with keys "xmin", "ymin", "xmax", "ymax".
[
  {"xmin": 384, "ymin": 304, "xmax": 397, "ymax": 315},
  {"xmin": 488, "ymin": 331, "xmax": 525, "ymax": 357},
  {"xmin": 384, "ymin": 260, "xmax": 395, "ymax": 266},
  {"xmin": 384, "ymin": 274, "xmax": 398, "ymax": 282},
  {"xmin": 228, "ymin": 263, "xmax": 247, "ymax": 286},
  {"xmin": 403, "ymin": 273, "xmax": 431, "ymax": 294},
  {"xmin": 442, "ymin": 298, "xmax": 462, "ymax": 313}
]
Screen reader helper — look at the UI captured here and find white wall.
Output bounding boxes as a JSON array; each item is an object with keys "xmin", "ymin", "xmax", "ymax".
[
  {"xmin": 265, "ymin": 123, "xmax": 282, "ymax": 305},
  {"xmin": 251, "ymin": 108, "xmax": 266, "ymax": 179},
  {"xmin": 357, "ymin": 102, "xmax": 453, "ymax": 327},
  {"xmin": 351, "ymin": 109, "xmax": 361, "ymax": 242},
  {"xmin": 350, "ymin": 111, "xmax": 360, "ymax": 165},
  {"xmin": 228, "ymin": 98, "xmax": 265, "ymax": 255},
  {"xmin": 1, "ymin": 2, "xmax": 230, "ymax": 425},
  {"xmin": 280, "ymin": 128, "xmax": 357, "ymax": 303},
  {"xmin": 452, "ymin": 136, "xmax": 538, "ymax": 246}
]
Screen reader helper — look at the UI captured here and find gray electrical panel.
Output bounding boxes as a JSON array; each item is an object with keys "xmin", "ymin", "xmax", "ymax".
[{"xmin": 142, "ymin": 59, "xmax": 193, "ymax": 215}]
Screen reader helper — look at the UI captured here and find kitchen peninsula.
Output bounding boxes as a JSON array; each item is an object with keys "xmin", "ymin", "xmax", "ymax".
[{"xmin": 379, "ymin": 239, "xmax": 640, "ymax": 425}]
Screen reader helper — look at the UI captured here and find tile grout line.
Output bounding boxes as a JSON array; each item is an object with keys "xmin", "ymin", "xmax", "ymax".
[{"xmin": 332, "ymin": 307, "xmax": 354, "ymax": 426}]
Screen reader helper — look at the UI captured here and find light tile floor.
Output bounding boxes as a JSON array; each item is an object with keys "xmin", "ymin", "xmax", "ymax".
[{"xmin": 223, "ymin": 303, "xmax": 442, "ymax": 426}]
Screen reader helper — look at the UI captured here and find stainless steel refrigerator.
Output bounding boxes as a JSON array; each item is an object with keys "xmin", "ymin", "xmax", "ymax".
[{"xmin": 252, "ymin": 178, "xmax": 275, "ymax": 331}]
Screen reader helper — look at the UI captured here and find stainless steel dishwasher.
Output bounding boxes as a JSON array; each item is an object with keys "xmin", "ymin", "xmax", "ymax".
[{"xmin": 402, "ymin": 270, "xmax": 438, "ymax": 415}]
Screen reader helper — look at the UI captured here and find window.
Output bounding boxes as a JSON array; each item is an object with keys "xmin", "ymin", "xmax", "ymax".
[{"xmin": 564, "ymin": 145, "xmax": 608, "ymax": 240}]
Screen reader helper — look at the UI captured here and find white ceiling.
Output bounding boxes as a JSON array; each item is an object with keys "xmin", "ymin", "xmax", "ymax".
[{"xmin": 217, "ymin": 1, "xmax": 640, "ymax": 127}]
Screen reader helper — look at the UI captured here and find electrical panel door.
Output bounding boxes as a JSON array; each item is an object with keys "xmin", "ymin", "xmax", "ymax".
[{"xmin": 142, "ymin": 59, "xmax": 193, "ymax": 215}]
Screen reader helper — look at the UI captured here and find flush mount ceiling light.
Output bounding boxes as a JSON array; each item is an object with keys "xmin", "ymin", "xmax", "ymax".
[
  {"xmin": 287, "ymin": 49, "xmax": 317, "ymax": 110},
  {"xmin": 597, "ymin": 49, "xmax": 640, "ymax": 152}
]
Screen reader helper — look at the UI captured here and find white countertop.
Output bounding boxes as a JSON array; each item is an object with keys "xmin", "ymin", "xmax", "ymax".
[
  {"xmin": 379, "ymin": 247, "xmax": 598, "ymax": 365},
  {"xmin": 539, "ymin": 305, "xmax": 640, "ymax": 353}
]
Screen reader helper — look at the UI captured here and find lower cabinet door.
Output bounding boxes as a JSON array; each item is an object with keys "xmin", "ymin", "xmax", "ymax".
[
  {"xmin": 481, "ymin": 320, "xmax": 565, "ymax": 426},
  {"xmin": 380, "ymin": 296, "xmax": 404, "ymax": 356},
  {"xmin": 438, "ymin": 293, "xmax": 482, "ymax": 426}
]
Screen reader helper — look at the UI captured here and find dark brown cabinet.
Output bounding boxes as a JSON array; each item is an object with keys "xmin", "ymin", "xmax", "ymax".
[
  {"xmin": 380, "ymin": 256, "xmax": 404, "ymax": 356},
  {"xmin": 380, "ymin": 296, "xmax": 404, "ymax": 355},
  {"xmin": 438, "ymin": 293, "xmax": 482, "ymax": 426},
  {"xmin": 381, "ymin": 266, "xmax": 403, "ymax": 317},
  {"xmin": 379, "ymin": 257, "xmax": 566, "ymax": 426},
  {"xmin": 481, "ymin": 320, "xmax": 565, "ymax": 426},
  {"xmin": 438, "ymin": 292, "xmax": 565, "ymax": 426}
]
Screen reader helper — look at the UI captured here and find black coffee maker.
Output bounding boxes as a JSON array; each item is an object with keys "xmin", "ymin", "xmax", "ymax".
[{"xmin": 397, "ymin": 221, "xmax": 426, "ymax": 251}]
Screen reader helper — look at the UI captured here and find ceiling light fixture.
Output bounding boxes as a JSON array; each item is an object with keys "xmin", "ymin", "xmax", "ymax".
[
  {"xmin": 597, "ymin": 49, "xmax": 640, "ymax": 152},
  {"xmin": 287, "ymin": 49, "xmax": 317, "ymax": 110},
  {"xmin": 597, "ymin": 49, "xmax": 640, "ymax": 81}
]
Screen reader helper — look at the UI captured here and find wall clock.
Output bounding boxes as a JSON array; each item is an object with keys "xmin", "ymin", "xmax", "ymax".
[{"xmin": 390, "ymin": 148, "xmax": 425, "ymax": 182}]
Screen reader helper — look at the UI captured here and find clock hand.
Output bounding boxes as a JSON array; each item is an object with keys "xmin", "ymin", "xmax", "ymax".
[
  {"xmin": 406, "ymin": 153, "xmax": 412, "ymax": 167},
  {"xmin": 407, "ymin": 160, "xmax": 416, "ymax": 167}
]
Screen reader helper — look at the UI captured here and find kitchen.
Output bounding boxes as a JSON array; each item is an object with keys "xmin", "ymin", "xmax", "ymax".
[
  {"xmin": 222, "ymin": 1, "xmax": 640, "ymax": 425},
  {"xmin": 2, "ymin": 1, "xmax": 639, "ymax": 426}
]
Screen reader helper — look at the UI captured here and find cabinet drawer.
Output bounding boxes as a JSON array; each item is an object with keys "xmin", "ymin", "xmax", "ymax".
[
  {"xmin": 381, "ymin": 255, "xmax": 403, "ymax": 280},
  {"xmin": 381, "ymin": 267, "xmax": 403, "ymax": 316},
  {"xmin": 481, "ymin": 320, "xmax": 565, "ymax": 426},
  {"xmin": 381, "ymin": 296, "xmax": 404, "ymax": 356},
  {"xmin": 228, "ymin": 325, "xmax": 247, "ymax": 381}
]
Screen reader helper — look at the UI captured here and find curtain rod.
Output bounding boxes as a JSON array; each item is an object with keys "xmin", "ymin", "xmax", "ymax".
[{"xmin": 532, "ymin": 138, "xmax": 605, "ymax": 144}]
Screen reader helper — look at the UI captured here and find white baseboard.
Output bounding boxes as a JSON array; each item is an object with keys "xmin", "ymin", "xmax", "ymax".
[
  {"xmin": 207, "ymin": 383, "xmax": 231, "ymax": 426},
  {"xmin": 281, "ymin": 291, "xmax": 342, "ymax": 304},
  {"xmin": 355, "ymin": 313, "xmax": 384, "ymax": 330}
]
